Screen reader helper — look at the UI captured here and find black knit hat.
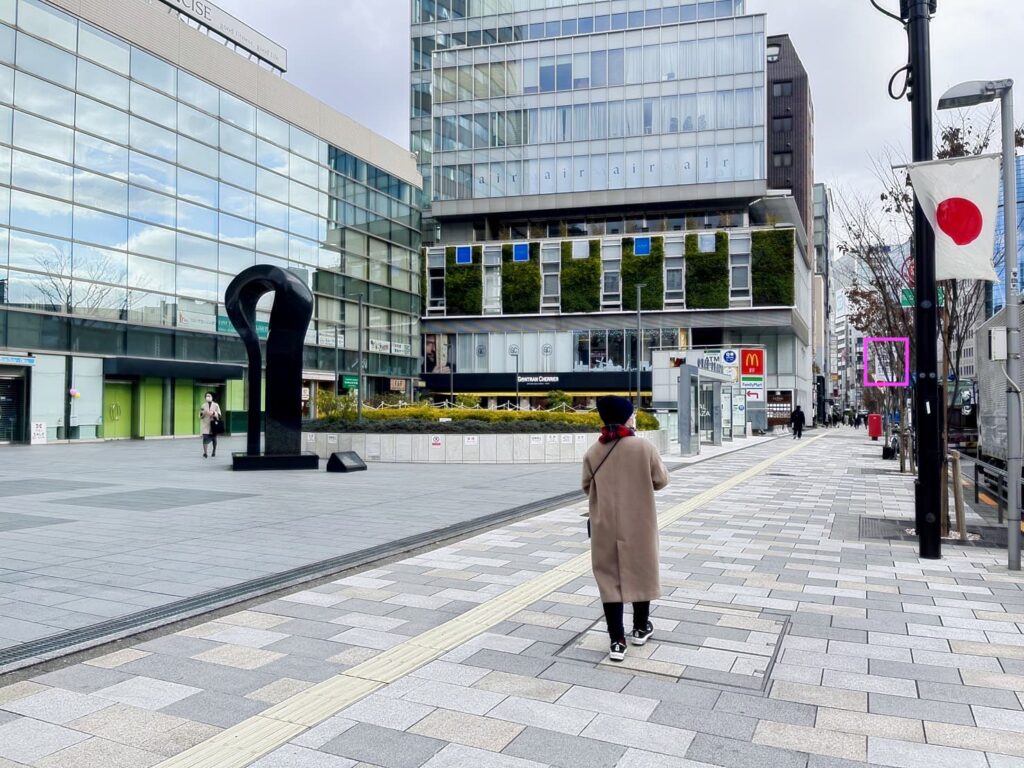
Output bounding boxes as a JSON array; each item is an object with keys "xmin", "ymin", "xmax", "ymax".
[{"xmin": 596, "ymin": 395, "xmax": 634, "ymax": 426}]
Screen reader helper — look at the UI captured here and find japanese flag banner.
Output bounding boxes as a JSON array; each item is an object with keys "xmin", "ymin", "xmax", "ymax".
[{"xmin": 907, "ymin": 154, "xmax": 1001, "ymax": 282}]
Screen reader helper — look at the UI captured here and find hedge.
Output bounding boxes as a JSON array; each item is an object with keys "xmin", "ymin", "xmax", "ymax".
[
  {"xmin": 622, "ymin": 236, "xmax": 665, "ymax": 311},
  {"xmin": 306, "ymin": 406, "xmax": 660, "ymax": 432},
  {"xmin": 501, "ymin": 242, "xmax": 541, "ymax": 314},
  {"xmin": 560, "ymin": 240, "xmax": 601, "ymax": 313},
  {"xmin": 685, "ymin": 232, "xmax": 729, "ymax": 309},
  {"xmin": 445, "ymin": 245, "xmax": 482, "ymax": 315},
  {"xmin": 751, "ymin": 229, "xmax": 796, "ymax": 306}
]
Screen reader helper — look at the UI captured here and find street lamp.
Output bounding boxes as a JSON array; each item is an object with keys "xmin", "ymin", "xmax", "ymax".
[
  {"xmin": 635, "ymin": 283, "xmax": 647, "ymax": 413},
  {"xmin": 939, "ymin": 79, "xmax": 1020, "ymax": 570},
  {"xmin": 509, "ymin": 345, "xmax": 520, "ymax": 410}
]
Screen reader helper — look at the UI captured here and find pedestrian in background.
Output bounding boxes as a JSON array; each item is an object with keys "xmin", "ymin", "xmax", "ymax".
[
  {"xmin": 582, "ymin": 396, "xmax": 669, "ymax": 662},
  {"xmin": 790, "ymin": 404, "xmax": 806, "ymax": 439},
  {"xmin": 200, "ymin": 391, "xmax": 223, "ymax": 459}
]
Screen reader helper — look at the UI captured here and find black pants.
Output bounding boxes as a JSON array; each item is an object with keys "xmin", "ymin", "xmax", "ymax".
[
  {"xmin": 203, "ymin": 434, "xmax": 217, "ymax": 453},
  {"xmin": 793, "ymin": 425, "xmax": 802, "ymax": 439},
  {"xmin": 603, "ymin": 601, "xmax": 650, "ymax": 643}
]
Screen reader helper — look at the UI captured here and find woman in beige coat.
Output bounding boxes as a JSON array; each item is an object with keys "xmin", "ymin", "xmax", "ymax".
[
  {"xmin": 199, "ymin": 391, "xmax": 222, "ymax": 459},
  {"xmin": 582, "ymin": 396, "xmax": 669, "ymax": 661}
]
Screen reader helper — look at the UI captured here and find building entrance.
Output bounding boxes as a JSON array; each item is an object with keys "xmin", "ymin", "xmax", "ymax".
[{"xmin": 0, "ymin": 375, "xmax": 26, "ymax": 443}]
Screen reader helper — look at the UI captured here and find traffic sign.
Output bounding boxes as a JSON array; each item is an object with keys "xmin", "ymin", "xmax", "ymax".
[
  {"xmin": 342, "ymin": 375, "xmax": 359, "ymax": 390},
  {"xmin": 900, "ymin": 287, "xmax": 945, "ymax": 308}
]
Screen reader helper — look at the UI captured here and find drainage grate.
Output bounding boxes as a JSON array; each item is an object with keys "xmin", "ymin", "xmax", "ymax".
[
  {"xmin": 857, "ymin": 516, "xmax": 1010, "ymax": 548},
  {"xmin": 556, "ymin": 601, "xmax": 790, "ymax": 693}
]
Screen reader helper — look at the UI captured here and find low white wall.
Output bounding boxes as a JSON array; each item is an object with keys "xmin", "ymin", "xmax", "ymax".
[{"xmin": 302, "ymin": 430, "xmax": 668, "ymax": 464}]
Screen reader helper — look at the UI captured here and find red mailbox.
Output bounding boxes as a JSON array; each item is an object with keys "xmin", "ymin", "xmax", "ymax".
[{"xmin": 868, "ymin": 413, "xmax": 883, "ymax": 441}]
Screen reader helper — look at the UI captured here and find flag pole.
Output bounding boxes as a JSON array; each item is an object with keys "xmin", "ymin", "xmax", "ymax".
[{"xmin": 904, "ymin": 0, "xmax": 942, "ymax": 559}]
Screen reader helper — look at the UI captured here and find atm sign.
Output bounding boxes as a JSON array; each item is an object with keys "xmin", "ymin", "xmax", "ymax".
[{"xmin": 741, "ymin": 349, "xmax": 764, "ymax": 376}]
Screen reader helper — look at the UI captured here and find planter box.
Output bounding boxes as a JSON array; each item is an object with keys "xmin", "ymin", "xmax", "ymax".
[{"xmin": 301, "ymin": 430, "xmax": 668, "ymax": 464}]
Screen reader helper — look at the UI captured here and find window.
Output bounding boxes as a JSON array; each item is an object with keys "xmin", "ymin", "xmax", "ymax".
[
  {"xmin": 772, "ymin": 81, "xmax": 793, "ymax": 97},
  {"xmin": 731, "ymin": 254, "xmax": 750, "ymax": 297},
  {"xmin": 698, "ymin": 233, "xmax": 716, "ymax": 253},
  {"xmin": 767, "ymin": 44, "xmax": 781, "ymax": 63},
  {"xmin": 773, "ymin": 152, "xmax": 793, "ymax": 168},
  {"xmin": 543, "ymin": 273, "xmax": 558, "ymax": 297},
  {"xmin": 773, "ymin": 116, "xmax": 793, "ymax": 132}
]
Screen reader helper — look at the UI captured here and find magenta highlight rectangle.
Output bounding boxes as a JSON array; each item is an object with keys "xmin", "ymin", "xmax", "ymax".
[{"xmin": 863, "ymin": 337, "xmax": 911, "ymax": 388}]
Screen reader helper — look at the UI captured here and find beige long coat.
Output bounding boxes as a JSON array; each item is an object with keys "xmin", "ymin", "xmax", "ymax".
[
  {"xmin": 582, "ymin": 437, "xmax": 669, "ymax": 603},
  {"xmin": 199, "ymin": 402, "xmax": 222, "ymax": 436}
]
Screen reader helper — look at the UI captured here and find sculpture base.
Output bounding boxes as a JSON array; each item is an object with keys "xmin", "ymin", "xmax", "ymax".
[{"xmin": 231, "ymin": 452, "xmax": 320, "ymax": 471}]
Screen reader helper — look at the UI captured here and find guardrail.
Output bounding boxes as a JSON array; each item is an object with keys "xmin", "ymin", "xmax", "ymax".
[{"xmin": 973, "ymin": 458, "xmax": 1019, "ymax": 524}]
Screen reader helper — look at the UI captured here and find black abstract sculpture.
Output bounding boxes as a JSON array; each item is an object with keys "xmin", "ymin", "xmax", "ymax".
[{"xmin": 225, "ymin": 265, "xmax": 319, "ymax": 470}]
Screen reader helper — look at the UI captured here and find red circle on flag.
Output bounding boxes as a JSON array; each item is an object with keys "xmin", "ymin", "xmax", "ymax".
[{"xmin": 936, "ymin": 197, "xmax": 983, "ymax": 245}]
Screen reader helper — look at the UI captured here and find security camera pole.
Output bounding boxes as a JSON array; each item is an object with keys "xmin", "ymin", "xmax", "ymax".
[{"xmin": 902, "ymin": 0, "xmax": 941, "ymax": 558}]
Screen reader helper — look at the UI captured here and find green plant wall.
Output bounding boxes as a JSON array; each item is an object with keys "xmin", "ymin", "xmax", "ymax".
[
  {"xmin": 559, "ymin": 240, "xmax": 601, "ymax": 313},
  {"xmin": 500, "ymin": 242, "xmax": 541, "ymax": 314},
  {"xmin": 685, "ymin": 232, "xmax": 729, "ymax": 309},
  {"xmin": 445, "ymin": 245, "xmax": 483, "ymax": 315},
  {"xmin": 622, "ymin": 236, "xmax": 665, "ymax": 310},
  {"xmin": 751, "ymin": 229, "xmax": 796, "ymax": 306}
]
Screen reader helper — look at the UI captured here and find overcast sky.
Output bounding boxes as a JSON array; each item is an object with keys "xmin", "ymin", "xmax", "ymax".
[{"xmin": 215, "ymin": 0, "xmax": 1024, "ymax": 198}]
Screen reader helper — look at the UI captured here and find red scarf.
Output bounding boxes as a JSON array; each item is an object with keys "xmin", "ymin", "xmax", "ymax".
[{"xmin": 599, "ymin": 425, "xmax": 635, "ymax": 444}]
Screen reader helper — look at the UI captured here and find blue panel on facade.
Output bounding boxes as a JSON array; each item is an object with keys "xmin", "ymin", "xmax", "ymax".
[
  {"xmin": 455, "ymin": 245, "xmax": 472, "ymax": 264},
  {"xmin": 513, "ymin": 243, "xmax": 529, "ymax": 262},
  {"xmin": 634, "ymin": 237, "xmax": 651, "ymax": 256}
]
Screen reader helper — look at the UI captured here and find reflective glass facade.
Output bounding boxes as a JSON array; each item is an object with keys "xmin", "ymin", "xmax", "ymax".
[
  {"xmin": 0, "ymin": 0, "xmax": 422, "ymax": 388},
  {"xmin": 411, "ymin": 0, "xmax": 761, "ymax": 206}
]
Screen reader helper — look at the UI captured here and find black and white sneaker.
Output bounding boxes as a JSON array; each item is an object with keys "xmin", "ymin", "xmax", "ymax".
[
  {"xmin": 609, "ymin": 641, "xmax": 627, "ymax": 662},
  {"xmin": 630, "ymin": 621, "xmax": 654, "ymax": 646}
]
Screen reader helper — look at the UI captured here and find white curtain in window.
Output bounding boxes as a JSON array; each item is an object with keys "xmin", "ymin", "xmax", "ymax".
[
  {"xmin": 679, "ymin": 41, "xmax": 697, "ymax": 79},
  {"xmin": 556, "ymin": 106, "xmax": 571, "ymax": 142},
  {"xmin": 698, "ymin": 39, "xmax": 715, "ymax": 77},
  {"xmin": 717, "ymin": 91, "xmax": 734, "ymax": 129},
  {"xmin": 624, "ymin": 99, "xmax": 642, "ymax": 137},
  {"xmin": 643, "ymin": 45, "xmax": 659, "ymax": 82},
  {"xmin": 608, "ymin": 101, "xmax": 624, "ymax": 138},
  {"xmin": 643, "ymin": 98, "xmax": 658, "ymax": 135},
  {"xmin": 697, "ymin": 93, "xmax": 715, "ymax": 131},
  {"xmin": 660, "ymin": 42, "xmax": 677, "ymax": 80},
  {"xmin": 590, "ymin": 154, "xmax": 607, "ymax": 190},
  {"xmin": 716, "ymin": 37, "xmax": 733, "ymax": 76},
  {"xmin": 716, "ymin": 146, "xmax": 733, "ymax": 182},
  {"xmin": 528, "ymin": 109, "xmax": 540, "ymax": 145},
  {"xmin": 626, "ymin": 150, "xmax": 643, "ymax": 188},
  {"xmin": 625, "ymin": 47, "xmax": 643, "ymax": 84},
  {"xmin": 540, "ymin": 157, "xmax": 556, "ymax": 194},
  {"xmin": 608, "ymin": 152, "xmax": 624, "ymax": 189},
  {"xmin": 661, "ymin": 148, "xmax": 678, "ymax": 185},
  {"xmin": 574, "ymin": 155, "xmax": 588, "ymax": 191},
  {"xmin": 590, "ymin": 101, "xmax": 607, "ymax": 139},
  {"xmin": 661, "ymin": 94, "xmax": 679, "ymax": 133},
  {"xmin": 538, "ymin": 107, "xmax": 556, "ymax": 143},
  {"xmin": 734, "ymin": 143, "xmax": 754, "ymax": 180},
  {"xmin": 753, "ymin": 87, "xmax": 765, "ymax": 125},
  {"xmin": 573, "ymin": 104, "xmax": 589, "ymax": 140},
  {"xmin": 735, "ymin": 88, "xmax": 753, "ymax": 127},
  {"xmin": 735, "ymin": 34, "xmax": 754, "ymax": 73},
  {"xmin": 680, "ymin": 95, "xmax": 696, "ymax": 132}
]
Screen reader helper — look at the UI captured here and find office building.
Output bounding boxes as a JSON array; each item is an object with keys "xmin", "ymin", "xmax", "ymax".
[
  {"xmin": 411, "ymin": 0, "xmax": 813, "ymax": 425},
  {"xmin": 766, "ymin": 33, "xmax": 813, "ymax": 242},
  {"xmin": 0, "ymin": 0, "xmax": 422, "ymax": 444},
  {"xmin": 812, "ymin": 182, "xmax": 831, "ymax": 420}
]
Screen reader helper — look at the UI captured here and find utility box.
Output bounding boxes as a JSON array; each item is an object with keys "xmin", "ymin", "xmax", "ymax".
[{"xmin": 990, "ymin": 327, "xmax": 1008, "ymax": 361}]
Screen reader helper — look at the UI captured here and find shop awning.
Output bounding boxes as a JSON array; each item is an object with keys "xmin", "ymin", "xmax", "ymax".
[{"xmin": 103, "ymin": 357, "xmax": 245, "ymax": 380}]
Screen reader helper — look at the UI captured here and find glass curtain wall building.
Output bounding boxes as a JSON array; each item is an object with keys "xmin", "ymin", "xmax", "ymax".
[
  {"xmin": 411, "ymin": 0, "xmax": 814, "ymax": 421},
  {"xmin": 0, "ymin": 0, "xmax": 421, "ymax": 444}
]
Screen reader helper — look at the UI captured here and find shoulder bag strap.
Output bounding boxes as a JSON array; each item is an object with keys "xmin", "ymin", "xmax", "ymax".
[{"xmin": 585, "ymin": 438, "xmax": 621, "ymax": 484}]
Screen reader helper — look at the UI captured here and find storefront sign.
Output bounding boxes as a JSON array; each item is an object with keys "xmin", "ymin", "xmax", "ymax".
[
  {"xmin": 342, "ymin": 375, "xmax": 359, "ymax": 390},
  {"xmin": 741, "ymin": 349, "xmax": 765, "ymax": 376},
  {"xmin": 301, "ymin": 387, "xmax": 310, "ymax": 402},
  {"xmin": 368, "ymin": 339, "xmax": 392, "ymax": 353},
  {"xmin": 684, "ymin": 351, "xmax": 728, "ymax": 376},
  {"xmin": 0, "ymin": 355, "xmax": 35, "ymax": 366},
  {"xmin": 218, "ymin": 316, "xmax": 269, "ymax": 339},
  {"xmin": 389, "ymin": 378, "xmax": 406, "ymax": 392},
  {"xmin": 516, "ymin": 375, "xmax": 559, "ymax": 386},
  {"xmin": 391, "ymin": 342, "xmax": 411, "ymax": 356},
  {"xmin": 530, "ymin": 435, "xmax": 544, "ymax": 445},
  {"xmin": 159, "ymin": 0, "xmax": 288, "ymax": 70},
  {"xmin": 463, "ymin": 435, "xmax": 478, "ymax": 446},
  {"xmin": 318, "ymin": 330, "xmax": 343, "ymax": 347},
  {"xmin": 30, "ymin": 422, "xmax": 46, "ymax": 445}
]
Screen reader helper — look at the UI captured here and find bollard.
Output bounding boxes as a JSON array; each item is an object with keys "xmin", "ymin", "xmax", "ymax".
[{"xmin": 951, "ymin": 450, "xmax": 967, "ymax": 542}]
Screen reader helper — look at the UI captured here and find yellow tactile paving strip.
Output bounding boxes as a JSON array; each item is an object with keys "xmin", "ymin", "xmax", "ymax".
[{"xmin": 157, "ymin": 435, "xmax": 823, "ymax": 768}]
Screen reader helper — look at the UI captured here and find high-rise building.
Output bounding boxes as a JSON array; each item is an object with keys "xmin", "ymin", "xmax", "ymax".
[
  {"xmin": 813, "ymin": 182, "xmax": 832, "ymax": 419},
  {"xmin": 766, "ymin": 34, "xmax": 813, "ymax": 242},
  {"xmin": 411, "ymin": 0, "xmax": 813, "ymax": 425},
  {"xmin": 0, "ymin": 0, "xmax": 421, "ymax": 444}
]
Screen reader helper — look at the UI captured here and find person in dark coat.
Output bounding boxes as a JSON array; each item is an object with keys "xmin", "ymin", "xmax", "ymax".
[
  {"xmin": 582, "ymin": 396, "xmax": 669, "ymax": 663},
  {"xmin": 789, "ymin": 405, "xmax": 806, "ymax": 439}
]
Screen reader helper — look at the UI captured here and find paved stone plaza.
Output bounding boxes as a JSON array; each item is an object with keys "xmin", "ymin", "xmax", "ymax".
[
  {"xmin": 0, "ymin": 437, "xmax": 591, "ymax": 658},
  {"xmin": 0, "ymin": 430, "xmax": 1022, "ymax": 767}
]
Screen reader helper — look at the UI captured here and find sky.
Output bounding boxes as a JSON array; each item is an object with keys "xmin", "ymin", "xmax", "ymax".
[{"xmin": 214, "ymin": 0, "xmax": 1024, "ymax": 200}]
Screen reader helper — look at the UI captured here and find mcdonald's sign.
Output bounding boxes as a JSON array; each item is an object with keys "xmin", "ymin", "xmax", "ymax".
[{"xmin": 741, "ymin": 349, "xmax": 764, "ymax": 376}]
